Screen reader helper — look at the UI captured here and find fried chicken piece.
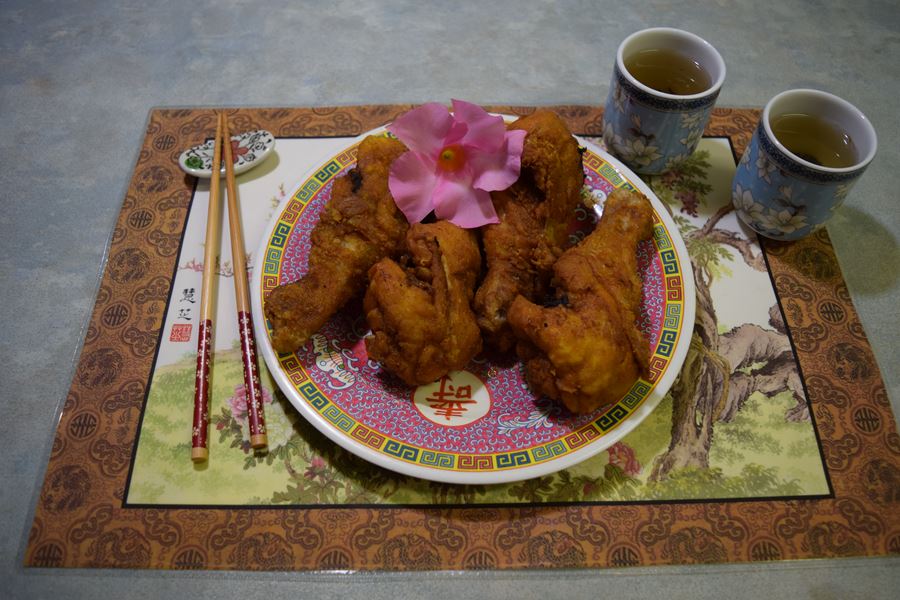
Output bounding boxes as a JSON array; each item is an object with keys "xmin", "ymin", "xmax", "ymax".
[
  {"xmin": 474, "ymin": 110, "xmax": 584, "ymax": 351},
  {"xmin": 507, "ymin": 189, "xmax": 654, "ymax": 414},
  {"xmin": 265, "ymin": 135, "xmax": 409, "ymax": 353},
  {"xmin": 364, "ymin": 221, "xmax": 482, "ymax": 386}
]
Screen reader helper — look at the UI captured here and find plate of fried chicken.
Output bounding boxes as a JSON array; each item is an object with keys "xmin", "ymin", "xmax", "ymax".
[{"xmin": 251, "ymin": 109, "xmax": 695, "ymax": 484}]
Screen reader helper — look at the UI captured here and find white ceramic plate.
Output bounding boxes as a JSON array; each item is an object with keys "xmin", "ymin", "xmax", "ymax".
[{"xmin": 251, "ymin": 122, "xmax": 695, "ymax": 485}]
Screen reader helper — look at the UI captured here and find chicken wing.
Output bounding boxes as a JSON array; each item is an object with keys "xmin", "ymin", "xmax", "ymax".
[
  {"xmin": 474, "ymin": 110, "xmax": 584, "ymax": 351},
  {"xmin": 364, "ymin": 221, "xmax": 482, "ymax": 386},
  {"xmin": 265, "ymin": 135, "xmax": 409, "ymax": 354},
  {"xmin": 507, "ymin": 189, "xmax": 654, "ymax": 414}
]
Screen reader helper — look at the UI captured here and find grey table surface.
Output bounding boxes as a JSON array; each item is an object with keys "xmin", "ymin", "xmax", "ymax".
[{"xmin": 2, "ymin": 0, "xmax": 898, "ymax": 598}]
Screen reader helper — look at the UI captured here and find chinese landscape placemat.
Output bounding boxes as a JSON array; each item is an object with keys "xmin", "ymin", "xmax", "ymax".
[{"xmin": 26, "ymin": 106, "xmax": 900, "ymax": 571}]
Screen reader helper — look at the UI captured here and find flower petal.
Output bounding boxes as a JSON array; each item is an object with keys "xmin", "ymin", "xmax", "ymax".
[
  {"xmin": 388, "ymin": 150, "xmax": 438, "ymax": 224},
  {"xmin": 469, "ymin": 129, "xmax": 526, "ymax": 192},
  {"xmin": 451, "ymin": 99, "xmax": 506, "ymax": 152},
  {"xmin": 433, "ymin": 178, "xmax": 499, "ymax": 228},
  {"xmin": 387, "ymin": 103, "xmax": 453, "ymax": 157},
  {"xmin": 443, "ymin": 119, "xmax": 469, "ymax": 148}
]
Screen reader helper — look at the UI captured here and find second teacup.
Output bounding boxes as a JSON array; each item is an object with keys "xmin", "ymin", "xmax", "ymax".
[
  {"xmin": 603, "ymin": 27, "xmax": 726, "ymax": 175},
  {"xmin": 731, "ymin": 89, "xmax": 877, "ymax": 241}
]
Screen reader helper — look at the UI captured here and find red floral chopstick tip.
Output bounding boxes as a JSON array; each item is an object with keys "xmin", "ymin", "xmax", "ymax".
[
  {"xmin": 191, "ymin": 318, "xmax": 213, "ymax": 462},
  {"xmin": 238, "ymin": 310, "xmax": 268, "ymax": 449}
]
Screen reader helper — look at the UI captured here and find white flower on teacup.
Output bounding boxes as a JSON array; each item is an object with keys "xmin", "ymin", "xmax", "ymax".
[
  {"xmin": 773, "ymin": 185, "xmax": 804, "ymax": 212},
  {"xmin": 756, "ymin": 154, "xmax": 777, "ymax": 183},
  {"xmin": 603, "ymin": 121, "xmax": 659, "ymax": 167},
  {"xmin": 740, "ymin": 147, "xmax": 752, "ymax": 168},
  {"xmin": 602, "ymin": 121, "xmax": 621, "ymax": 150},
  {"xmin": 834, "ymin": 183, "xmax": 852, "ymax": 203},
  {"xmin": 679, "ymin": 127, "xmax": 703, "ymax": 150},
  {"xmin": 629, "ymin": 113, "xmax": 642, "ymax": 131},
  {"xmin": 751, "ymin": 220, "xmax": 784, "ymax": 238},
  {"xmin": 680, "ymin": 111, "xmax": 705, "ymax": 129},
  {"xmin": 732, "ymin": 184, "xmax": 765, "ymax": 221},
  {"xmin": 759, "ymin": 207, "xmax": 809, "ymax": 234},
  {"xmin": 619, "ymin": 137, "xmax": 663, "ymax": 168},
  {"xmin": 613, "ymin": 83, "xmax": 627, "ymax": 113}
]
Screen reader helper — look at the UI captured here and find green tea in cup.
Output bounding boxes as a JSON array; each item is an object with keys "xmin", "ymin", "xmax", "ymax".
[
  {"xmin": 623, "ymin": 48, "xmax": 712, "ymax": 96},
  {"xmin": 769, "ymin": 112, "xmax": 858, "ymax": 169}
]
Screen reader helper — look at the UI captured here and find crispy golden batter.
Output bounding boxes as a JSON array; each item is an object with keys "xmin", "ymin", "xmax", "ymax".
[
  {"xmin": 264, "ymin": 135, "xmax": 408, "ymax": 353},
  {"xmin": 507, "ymin": 189, "xmax": 654, "ymax": 414},
  {"xmin": 364, "ymin": 221, "xmax": 482, "ymax": 386},
  {"xmin": 474, "ymin": 110, "xmax": 584, "ymax": 351}
]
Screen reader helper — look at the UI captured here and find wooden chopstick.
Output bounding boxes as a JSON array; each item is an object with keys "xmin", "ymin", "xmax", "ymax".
[
  {"xmin": 221, "ymin": 115, "xmax": 269, "ymax": 451},
  {"xmin": 191, "ymin": 112, "xmax": 224, "ymax": 463}
]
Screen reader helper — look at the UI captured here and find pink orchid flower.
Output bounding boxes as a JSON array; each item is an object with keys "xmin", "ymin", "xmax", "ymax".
[{"xmin": 387, "ymin": 99, "xmax": 526, "ymax": 228}]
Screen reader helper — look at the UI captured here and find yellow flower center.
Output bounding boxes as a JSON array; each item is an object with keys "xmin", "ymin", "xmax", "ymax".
[{"xmin": 438, "ymin": 144, "xmax": 466, "ymax": 172}]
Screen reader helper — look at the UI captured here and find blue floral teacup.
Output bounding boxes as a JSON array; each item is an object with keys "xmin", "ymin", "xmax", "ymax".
[
  {"xmin": 603, "ymin": 28, "xmax": 725, "ymax": 175},
  {"xmin": 732, "ymin": 89, "xmax": 877, "ymax": 241}
]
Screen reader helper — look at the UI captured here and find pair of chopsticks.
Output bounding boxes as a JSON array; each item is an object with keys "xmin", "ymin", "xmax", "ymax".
[{"xmin": 192, "ymin": 112, "xmax": 268, "ymax": 463}]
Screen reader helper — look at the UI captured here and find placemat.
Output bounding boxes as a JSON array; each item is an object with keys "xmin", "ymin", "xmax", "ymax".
[{"xmin": 26, "ymin": 106, "xmax": 900, "ymax": 571}]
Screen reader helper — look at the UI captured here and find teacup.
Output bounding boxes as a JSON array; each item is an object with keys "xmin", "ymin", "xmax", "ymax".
[
  {"xmin": 731, "ymin": 89, "xmax": 877, "ymax": 241},
  {"xmin": 603, "ymin": 27, "xmax": 725, "ymax": 175}
]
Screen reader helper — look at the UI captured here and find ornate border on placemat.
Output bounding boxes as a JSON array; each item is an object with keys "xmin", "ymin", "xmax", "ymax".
[{"xmin": 25, "ymin": 106, "xmax": 900, "ymax": 571}]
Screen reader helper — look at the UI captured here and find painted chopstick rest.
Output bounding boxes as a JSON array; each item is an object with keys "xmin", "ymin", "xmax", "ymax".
[{"xmin": 178, "ymin": 129, "xmax": 275, "ymax": 178}]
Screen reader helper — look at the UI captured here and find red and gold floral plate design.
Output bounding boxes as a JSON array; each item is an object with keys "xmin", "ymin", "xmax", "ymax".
[{"xmin": 251, "ymin": 125, "xmax": 695, "ymax": 484}]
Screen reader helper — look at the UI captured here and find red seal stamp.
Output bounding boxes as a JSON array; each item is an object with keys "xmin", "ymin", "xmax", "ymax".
[{"xmin": 169, "ymin": 323, "xmax": 192, "ymax": 342}]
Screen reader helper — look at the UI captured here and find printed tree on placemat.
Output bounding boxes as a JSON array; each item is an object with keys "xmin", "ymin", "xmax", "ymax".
[{"xmin": 647, "ymin": 151, "xmax": 806, "ymax": 480}]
